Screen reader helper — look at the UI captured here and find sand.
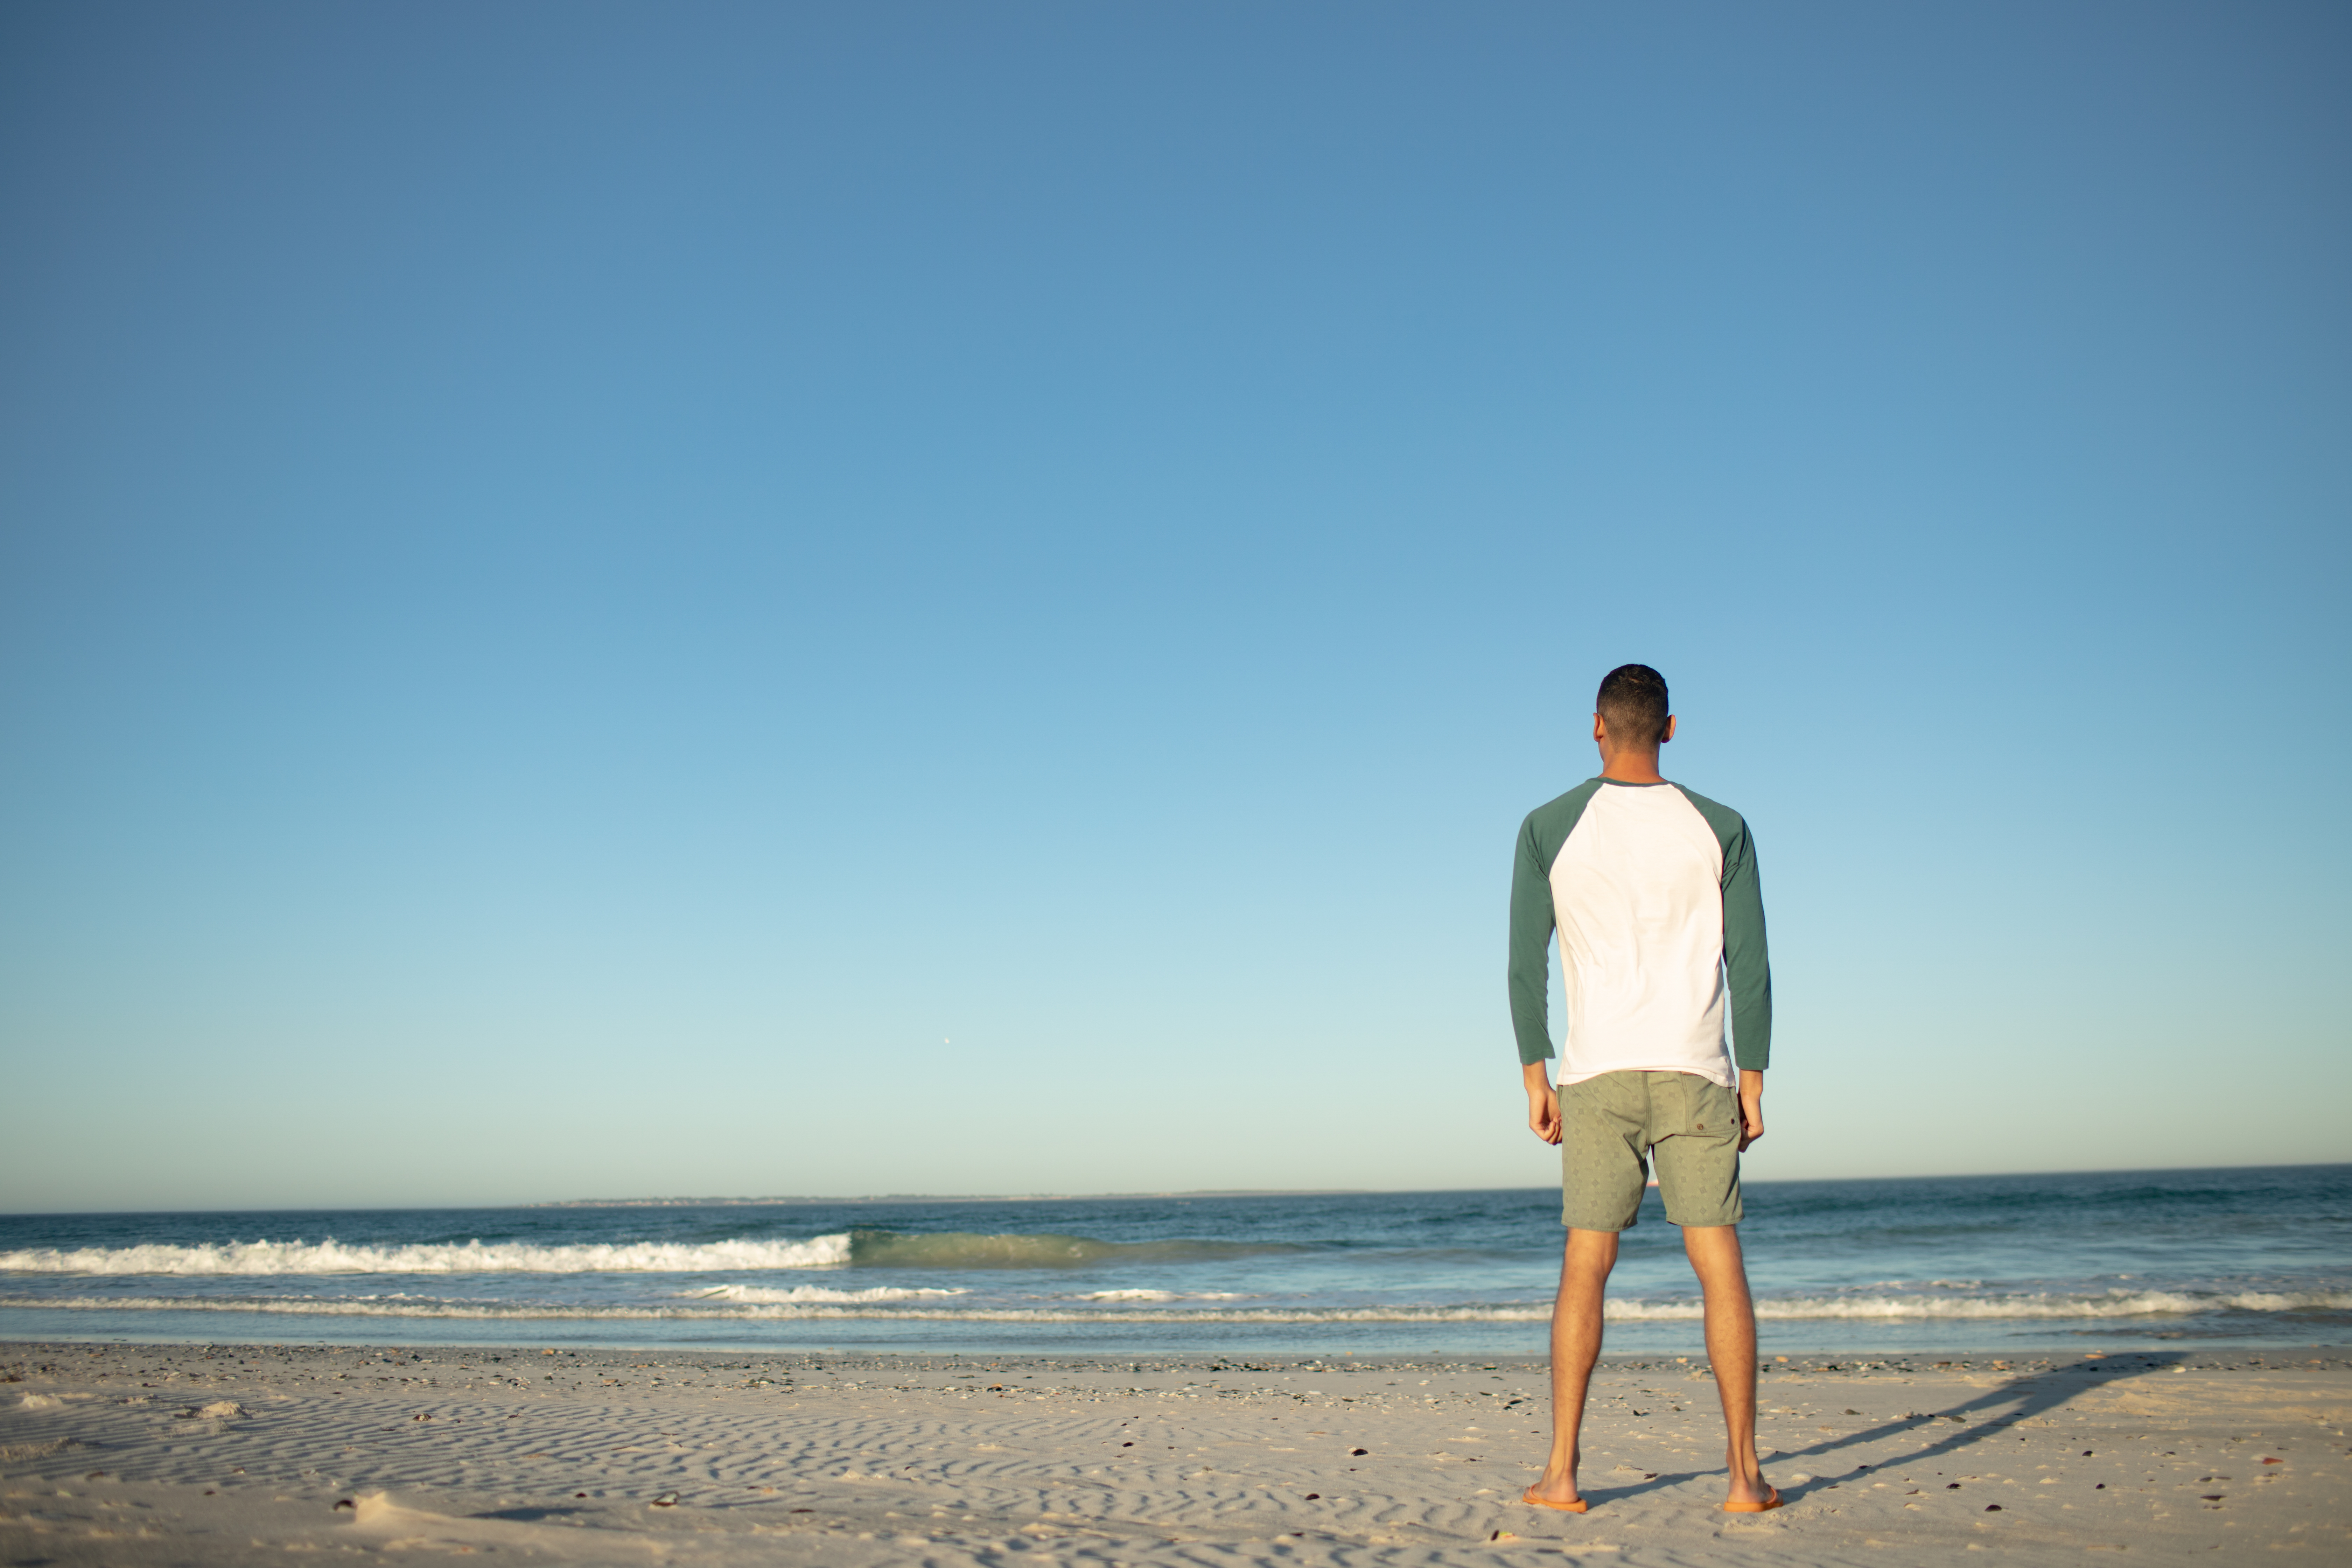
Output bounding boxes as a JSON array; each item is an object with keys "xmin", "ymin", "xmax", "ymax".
[{"xmin": 3, "ymin": 1341, "xmax": 2346, "ymax": 1566}]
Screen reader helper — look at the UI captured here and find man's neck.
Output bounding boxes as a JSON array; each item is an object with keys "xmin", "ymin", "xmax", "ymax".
[{"xmin": 1599, "ymin": 751, "xmax": 1666, "ymax": 784}]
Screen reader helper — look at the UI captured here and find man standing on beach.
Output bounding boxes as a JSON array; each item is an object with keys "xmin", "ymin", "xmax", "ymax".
[{"xmin": 1507, "ymin": 664, "xmax": 1777, "ymax": 1514}]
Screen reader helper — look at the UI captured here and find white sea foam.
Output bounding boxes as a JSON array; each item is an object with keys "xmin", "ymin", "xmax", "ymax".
[
  {"xmin": 0, "ymin": 1230, "xmax": 1292, "ymax": 1275},
  {"xmin": 6, "ymin": 1287, "xmax": 2347, "ymax": 1324},
  {"xmin": 682, "ymin": 1284, "xmax": 965, "ymax": 1304},
  {"xmin": 0, "ymin": 1236, "xmax": 854, "ymax": 1276},
  {"xmin": 1637, "ymin": 1289, "xmax": 2352, "ymax": 1322},
  {"xmin": 847, "ymin": 1232, "xmax": 1294, "ymax": 1268}
]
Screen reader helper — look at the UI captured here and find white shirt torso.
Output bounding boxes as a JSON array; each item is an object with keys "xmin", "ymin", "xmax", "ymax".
[{"xmin": 1548, "ymin": 780, "xmax": 1736, "ymax": 1087}]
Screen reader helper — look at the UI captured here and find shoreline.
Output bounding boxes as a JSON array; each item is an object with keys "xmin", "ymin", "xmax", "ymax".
[
  {"xmin": 7, "ymin": 1315, "xmax": 2347, "ymax": 1360},
  {"xmin": 6, "ymin": 1340, "xmax": 2347, "ymax": 1564},
  {"xmin": 8, "ymin": 1340, "xmax": 2352, "ymax": 1372}
]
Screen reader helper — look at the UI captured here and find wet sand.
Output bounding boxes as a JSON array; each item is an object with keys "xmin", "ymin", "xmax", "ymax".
[{"xmin": 4, "ymin": 1341, "xmax": 2347, "ymax": 1565}]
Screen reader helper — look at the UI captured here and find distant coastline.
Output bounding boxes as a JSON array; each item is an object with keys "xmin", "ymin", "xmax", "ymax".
[{"xmin": 527, "ymin": 1190, "xmax": 1368, "ymax": 1208}]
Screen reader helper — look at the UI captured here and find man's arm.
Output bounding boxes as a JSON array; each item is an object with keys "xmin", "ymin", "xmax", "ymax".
[
  {"xmin": 1721, "ymin": 816, "xmax": 1769, "ymax": 1148},
  {"xmin": 1720, "ymin": 819, "xmax": 1772, "ymax": 1071},
  {"xmin": 1508, "ymin": 812, "xmax": 1562, "ymax": 1142},
  {"xmin": 1507, "ymin": 813, "xmax": 1558, "ymax": 1069}
]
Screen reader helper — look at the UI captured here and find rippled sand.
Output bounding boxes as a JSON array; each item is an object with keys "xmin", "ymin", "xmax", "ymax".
[{"xmin": 3, "ymin": 1342, "xmax": 2346, "ymax": 1565}]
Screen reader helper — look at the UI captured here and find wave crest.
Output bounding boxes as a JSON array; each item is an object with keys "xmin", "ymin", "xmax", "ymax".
[
  {"xmin": 0, "ymin": 1230, "xmax": 1299, "ymax": 1276},
  {"xmin": 845, "ymin": 1232, "xmax": 1298, "ymax": 1268},
  {"xmin": 683, "ymin": 1284, "xmax": 964, "ymax": 1304},
  {"xmin": 0, "ymin": 1236, "xmax": 853, "ymax": 1275}
]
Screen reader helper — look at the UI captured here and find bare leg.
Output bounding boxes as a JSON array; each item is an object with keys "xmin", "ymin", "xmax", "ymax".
[
  {"xmin": 1524, "ymin": 1227, "xmax": 1619, "ymax": 1507},
  {"xmin": 1681, "ymin": 1224, "xmax": 1769, "ymax": 1505}
]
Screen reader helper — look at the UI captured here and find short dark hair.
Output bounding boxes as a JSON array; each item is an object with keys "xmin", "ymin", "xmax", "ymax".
[{"xmin": 1596, "ymin": 664, "xmax": 1670, "ymax": 748}]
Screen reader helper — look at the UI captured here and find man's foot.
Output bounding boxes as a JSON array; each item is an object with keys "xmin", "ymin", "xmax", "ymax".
[
  {"xmin": 1514, "ymin": 1476, "xmax": 1590, "ymax": 1523},
  {"xmin": 1721, "ymin": 1485, "xmax": 1780, "ymax": 1513}
]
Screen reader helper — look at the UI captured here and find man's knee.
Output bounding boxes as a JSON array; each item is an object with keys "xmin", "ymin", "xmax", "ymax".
[
  {"xmin": 1562, "ymin": 1227, "xmax": 1621, "ymax": 1277},
  {"xmin": 1680, "ymin": 1224, "xmax": 1747, "ymax": 1271}
]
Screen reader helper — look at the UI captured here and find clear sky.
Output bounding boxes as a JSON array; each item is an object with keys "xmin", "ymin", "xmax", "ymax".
[{"xmin": 2, "ymin": 2, "xmax": 2346, "ymax": 1213}]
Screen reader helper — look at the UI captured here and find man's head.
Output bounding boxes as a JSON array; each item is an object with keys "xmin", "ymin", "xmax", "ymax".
[{"xmin": 1594, "ymin": 664, "xmax": 1672, "ymax": 752}]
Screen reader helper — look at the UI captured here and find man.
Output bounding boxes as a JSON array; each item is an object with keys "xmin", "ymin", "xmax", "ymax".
[{"xmin": 1507, "ymin": 664, "xmax": 1777, "ymax": 1514}]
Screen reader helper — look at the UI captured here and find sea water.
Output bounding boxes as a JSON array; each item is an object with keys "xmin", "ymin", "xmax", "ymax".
[{"xmin": 2, "ymin": 1166, "xmax": 2345, "ymax": 1357}]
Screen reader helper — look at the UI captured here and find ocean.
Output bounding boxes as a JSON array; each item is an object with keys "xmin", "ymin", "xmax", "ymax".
[{"xmin": 2, "ymin": 1166, "xmax": 2345, "ymax": 1358}]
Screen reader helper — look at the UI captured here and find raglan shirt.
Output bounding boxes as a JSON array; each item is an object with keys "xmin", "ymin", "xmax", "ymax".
[{"xmin": 1508, "ymin": 778, "xmax": 1771, "ymax": 1088}]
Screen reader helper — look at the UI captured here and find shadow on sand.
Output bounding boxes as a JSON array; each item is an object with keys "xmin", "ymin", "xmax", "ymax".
[
  {"xmin": 1580, "ymin": 1351, "xmax": 2188, "ymax": 1508},
  {"xmin": 467, "ymin": 1504, "xmax": 600, "ymax": 1521}
]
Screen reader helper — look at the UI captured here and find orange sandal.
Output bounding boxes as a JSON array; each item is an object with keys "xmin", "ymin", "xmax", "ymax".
[
  {"xmin": 1721, "ymin": 1487, "xmax": 1782, "ymax": 1513},
  {"xmin": 1520, "ymin": 1489, "xmax": 1590, "ymax": 1513}
]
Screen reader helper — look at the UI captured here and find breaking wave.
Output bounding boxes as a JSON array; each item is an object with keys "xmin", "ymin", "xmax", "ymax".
[
  {"xmin": 681, "ymin": 1284, "xmax": 965, "ymax": 1304},
  {"xmin": 0, "ymin": 1236, "xmax": 856, "ymax": 1275},
  {"xmin": 0, "ymin": 1230, "xmax": 1301, "ymax": 1276},
  {"xmin": 844, "ymin": 1233, "xmax": 1300, "ymax": 1268}
]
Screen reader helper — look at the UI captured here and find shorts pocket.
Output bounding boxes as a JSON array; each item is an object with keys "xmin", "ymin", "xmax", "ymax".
[{"xmin": 1679, "ymin": 1077, "xmax": 1740, "ymax": 1141}]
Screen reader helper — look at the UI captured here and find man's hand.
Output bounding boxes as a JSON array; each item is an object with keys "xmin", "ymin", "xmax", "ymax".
[
  {"xmin": 1736, "ymin": 1068, "xmax": 1765, "ymax": 1152},
  {"xmin": 1524, "ymin": 1060, "xmax": 1562, "ymax": 1145}
]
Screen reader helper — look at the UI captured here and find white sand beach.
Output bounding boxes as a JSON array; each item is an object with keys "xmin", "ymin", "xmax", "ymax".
[{"xmin": 3, "ymin": 1342, "xmax": 2346, "ymax": 1566}]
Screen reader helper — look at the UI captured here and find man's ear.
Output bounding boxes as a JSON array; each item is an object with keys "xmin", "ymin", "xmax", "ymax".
[
  {"xmin": 1591, "ymin": 712, "xmax": 1608, "ymax": 744},
  {"xmin": 1661, "ymin": 714, "xmax": 1676, "ymax": 744}
]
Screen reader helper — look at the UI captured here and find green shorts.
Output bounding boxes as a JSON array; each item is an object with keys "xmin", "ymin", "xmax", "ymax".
[{"xmin": 1559, "ymin": 1069, "xmax": 1743, "ymax": 1231}]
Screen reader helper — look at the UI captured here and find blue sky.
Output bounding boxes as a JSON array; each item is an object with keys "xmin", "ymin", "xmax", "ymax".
[{"xmin": 2, "ymin": 1, "xmax": 2346, "ymax": 1212}]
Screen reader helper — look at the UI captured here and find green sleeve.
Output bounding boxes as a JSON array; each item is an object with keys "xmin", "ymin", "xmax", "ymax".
[
  {"xmin": 1508, "ymin": 782, "xmax": 1602, "ymax": 1066},
  {"xmin": 1674, "ymin": 786, "xmax": 1773, "ymax": 1071}
]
